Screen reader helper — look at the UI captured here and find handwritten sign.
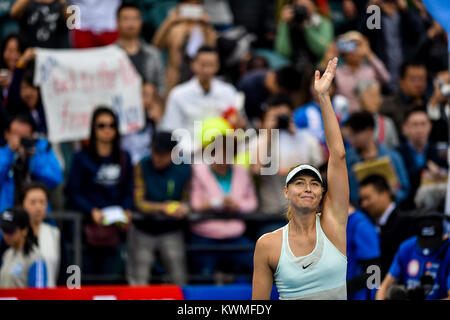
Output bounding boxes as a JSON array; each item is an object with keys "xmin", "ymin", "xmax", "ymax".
[{"xmin": 34, "ymin": 45, "xmax": 144, "ymax": 143}]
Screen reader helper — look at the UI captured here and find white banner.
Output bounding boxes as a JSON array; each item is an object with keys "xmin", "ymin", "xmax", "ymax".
[{"xmin": 34, "ymin": 45, "xmax": 144, "ymax": 143}]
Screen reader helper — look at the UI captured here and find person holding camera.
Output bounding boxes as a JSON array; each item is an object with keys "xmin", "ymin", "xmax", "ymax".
[
  {"xmin": 376, "ymin": 212, "xmax": 450, "ymax": 300},
  {"xmin": 275, "ymin": 0, "xmax": 333, "ymax": 69},
  {"xmin": 427, "ymin": 69, "xmax": 450, "ymax": 146},
  {"xmin": 0, "ymin": 114, "xmax": 63, "ymax": 214}
]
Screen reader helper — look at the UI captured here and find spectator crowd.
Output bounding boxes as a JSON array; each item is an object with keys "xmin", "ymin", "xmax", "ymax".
[{"xmin": 0, "ymin": 0, "xmax": 449, "ymax": 300}]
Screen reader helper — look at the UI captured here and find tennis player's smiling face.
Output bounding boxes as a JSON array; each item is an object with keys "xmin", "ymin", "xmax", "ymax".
[{"xmin": 284, "ymin": 174, "xmax": 323, "ymax": 213}]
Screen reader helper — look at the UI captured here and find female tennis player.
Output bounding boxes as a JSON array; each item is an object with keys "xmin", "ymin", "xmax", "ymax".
[{"xmin": 252, "ymin": 57, "xmax": 349, "ymax": 300}]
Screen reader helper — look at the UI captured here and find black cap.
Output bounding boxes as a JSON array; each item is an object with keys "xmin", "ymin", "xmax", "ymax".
[
  {"xmin": 415, "ymin": 212, "xmax": 444, "ymax": 250},
  {"xmin": 152, "ymin": 131, "xmax": 178, "ymax": 154},
  {"xmin": 1, "ymin": 208, "xmax": 30, "ymax": 234}
]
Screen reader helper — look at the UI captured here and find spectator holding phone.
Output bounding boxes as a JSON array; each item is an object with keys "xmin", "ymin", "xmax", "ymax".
[
  {"xmin": 0, "ymin": 114, "xmax": 63, "ymax": 215},
  {"xmin": 0, "ymin": 33, "xmax": 23, "ymax": 107},
  {"xmin": 335, "ymin": 31, "xmax": 391, "ymax": 113},
  {"xmin": 152, "ymin": 0, "xmax": 217, "ymax": 92}
]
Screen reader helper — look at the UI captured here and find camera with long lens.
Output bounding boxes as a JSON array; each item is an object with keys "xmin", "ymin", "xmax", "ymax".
[
  {"xmin": 277, "ymin": 114, "xmax": 291, "ymax": 130},
  {"xmin": 388, "ymin": 274, "xmax": 435, "ymax": 300},
  {"xmin": 293, "ymin": 5, "xmax": 309, "ymax": 25}
]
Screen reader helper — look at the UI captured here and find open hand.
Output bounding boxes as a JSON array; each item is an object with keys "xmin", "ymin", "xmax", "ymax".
[{"xmin": 314, "ymin": 57, "xmax": 338, "ymax": 96}]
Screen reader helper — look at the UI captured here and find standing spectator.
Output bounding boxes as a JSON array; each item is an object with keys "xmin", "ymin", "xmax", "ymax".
[
  {"xmin": 346, "ymin": 204, "xmax": 381, "ymax": 300},
  {"xmin": 159, "ymin": 46, "xmax": 241, "ymax": 155},
  {"xmin": 21, "ymin": 182, "xmax": 65, "ymax": 287},
  {"xmin": 65, "ymin": 107, "xmax": 133, "ymax": 284},
  {"xmin": 237, "ymin": 64, "xmax": 302, "ymax": 125},
  {"xmin": 70, "ymin": 0, "xmax": 121, "ymax": 48},
  {"xmin": 359, "ymin": 174, "xmax": 414, "ymax": 278},
  {"xmin": 0, "ymin": 207, "xmax": 47, "ymax": 288},
  {"xmin": 189, "ymin": 134, "xmax": 258, "ymax": 282},
  {"xmin": 334, "ymin": 31, "xmax": 390, "ymax": 113},
  {"xmin": 355, "ymin": 79, "xmax": 399, "ymax": 149},
  {"xmin": 380, "ymin": 61, "xmax": 428, "ymax": 136},
  {"xmin": 427, "ymin": 69, "xmax": 449, "ymax": 146},
  {"xmin": 10, "ymin": 0, "xmax": 69, "ymax": 49},
  {"xmin": 376, "ymin": 212, "xmax": 450, "ymax": 300},
  {"xmin": 0, "ymin": 33, "xmax": 23, "ymax": 107},
  {"xmin": 0, "ymin": 0, "xmax": 19, "ymax": 42},
  {"xmin": 275, "ymin": 0, "xmax": 334, "ymax": 68},
  {"xmin": 152, "ymin": 0, "xmax": 217, "ymax": 92},
  {"xmin": 0, "ymin": 114, "xmax": 63, "ymax": 214},
  {"xmin": 127, "ymin": 131, "xmax": 191, "ymax": 286},
  {"xmin": 396, "ymin": 108, "xmax": 448, "ymax": 210},
  {"xmin": 121, "ymin": 81, "xmax": 163, "ymax": 166},
  {"xmin": 344, "ymin": 111, "xmax": 410, "ymax": 206},
  {"xmin": 116, "ymin": 3, "xmax": 165, "ymax": 96}
]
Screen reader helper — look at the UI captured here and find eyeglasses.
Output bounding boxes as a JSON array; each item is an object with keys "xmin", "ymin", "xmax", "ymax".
[{"xmin": 96, "ymin": 122, "xmax": 116, "ymax": 130}]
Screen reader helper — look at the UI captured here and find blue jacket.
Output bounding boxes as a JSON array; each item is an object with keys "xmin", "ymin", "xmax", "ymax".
[
  {"xmin": 65, "ymin": 149, "xmax": 134, "ymax": 219},
  {"xmin": 345, "ymin": 142, "xmax": 410, "ymax": 206},
  {"xmin": 0, "ymin": 139, "xmax": 63, "ymax": 213}
]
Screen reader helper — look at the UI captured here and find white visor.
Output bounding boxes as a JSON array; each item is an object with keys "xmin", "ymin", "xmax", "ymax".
[{"xmin": 285, "ymin": 164, "xmax": 323, "ymax": 186}]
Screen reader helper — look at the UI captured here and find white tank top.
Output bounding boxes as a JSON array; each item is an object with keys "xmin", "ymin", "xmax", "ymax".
[{"xmin": 274, "ymin": 214, "xmax": 347, "ymax": 300}]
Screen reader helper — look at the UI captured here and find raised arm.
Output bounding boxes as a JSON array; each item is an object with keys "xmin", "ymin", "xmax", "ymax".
[{"xmin": 314, "ymin": 57, "xmax": 349, "ymax": 227}]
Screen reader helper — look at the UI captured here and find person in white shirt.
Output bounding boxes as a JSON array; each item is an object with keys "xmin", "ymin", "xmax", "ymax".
[
  {"xmin": 21, "ymin": 182, "xmax": 61, "ymax": 288},
  {"xmin": 159, "ymin": 45, "xmax": 243, "ymax": 155}
]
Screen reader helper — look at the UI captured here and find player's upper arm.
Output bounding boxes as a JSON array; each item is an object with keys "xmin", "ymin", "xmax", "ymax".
[{"xmin": 252, "ymin": 235, "xmax": 275, "ymax": 300}]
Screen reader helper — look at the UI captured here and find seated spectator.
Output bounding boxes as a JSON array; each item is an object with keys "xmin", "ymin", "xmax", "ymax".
[
  {"xmin": 359, "ymin": 175, "xmax": 414, "ymax": 278},
  {"xmin": 355, "ymin": 79, "xmax": 399, "ymax": 149},
  {"xmin": 10, "ymin": 0, "xmax": 69, "ymax": 49},
  {"xmin": 396, "ymin": 107, "xmax": 448, "ymax": 210},
  {"xmin": 376, "ymin": 212, "xmax": 450, "ymax": 300},
  {"xmin": 121, "ymin": 81, "xmax": 163, "ymax": 165},
  {"xmin": 252, "ymin": 95, "xmax": 324, "ymax": 232},
  {"xmin": 0, "ymin": 114, "xmax": 63, "ymax": 214},
  {"xmin": 294, "ymin": 68, "xmax": 349, "ymax": 154},
  {"xmin": 159, "ymin": 46, "xmax": 242, "ymax": 155},
  {"xmin": 127, "ymin": 131, "xmax": 191, "ymax": 286},
  {"xmin": 0, "ymin": 207, "xmax": 47, "ymax": 288},
  {"xmin": 116, "ymin": 3, "xmax": 165, "ymax": 96},
  {"xmin": 65, "ymin": 107, "xmax": 133, "ymax": 284},
  {"xmin": 237, "ymin": 64, "xmax": 302, "ymax": 124},
  {"xmin": 380, "ymin": 60, "xmax": 428, "ymax": 136},
  {"xmin": 152, "ymin": 0, "xmax": 217, "ymax": 92},
  {"xmin": 427, "ymin": 69, "xmax": 449, "ymax": 145},
  {"xmin": 21, "ymin": 182, "xmax": 65, "ymax": 288},
  {"xmin": 335, "ymin": 31, "xmax": 390, "ymax": 113},
  {"xmin": 189, "ymin": 133, "xmax": 257, "ymax": 283},
  {"xmin": 0, "ymin": 33, "xmax": 23, "ymax": 106},
  {"xmin": 344, "ymin": 111, "xmax": 410, "ymax": 206},
  {"xmin": 346, "ymin": 204, "xmax": 381, "ymax": 300},
  {"xmin": 275, "ymin": 0, "xmax": 334, "ymax": 68},
  {"xmin": 70, "ymin": 0, "xmax": 121, "ymax": 48}
]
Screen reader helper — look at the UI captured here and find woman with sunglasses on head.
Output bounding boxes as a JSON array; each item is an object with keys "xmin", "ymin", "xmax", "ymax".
[
  {"xmin": 252, "ymin": 58, "xmax": 349, "ymax": 300},
  {"xmin": 0, "ymin": 207, "xmax": 47, "ymax": 288},
  {"xmin": 65, "ymin": 106, "xmax": 133, "ymax": 284}
]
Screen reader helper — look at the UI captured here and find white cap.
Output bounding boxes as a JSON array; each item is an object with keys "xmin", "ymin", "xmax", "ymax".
[{"xmin": 285, "ymin": 164, "xmax": 323, "ymax": 186}]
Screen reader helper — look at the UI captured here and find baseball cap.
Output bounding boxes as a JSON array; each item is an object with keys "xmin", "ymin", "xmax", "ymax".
[
  {"xmin": 152, "ymin": 131, "xmax": 178, "ymax": 154},
  {"xmin": 0, "ymin": 208, "xmax": 30, "ymax": 234},
  {"xmin": 286, "ymin": 164, "xmax": 323, "ymax": 186},
  {"xmin": 415, "ymin": 212, "xmax": 444, "ymax": 251}
]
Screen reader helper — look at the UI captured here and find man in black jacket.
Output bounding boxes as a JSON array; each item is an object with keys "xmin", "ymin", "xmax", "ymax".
[{"xmin": 359, "ymin": 174, "xmax": 415, "ymax": 278}]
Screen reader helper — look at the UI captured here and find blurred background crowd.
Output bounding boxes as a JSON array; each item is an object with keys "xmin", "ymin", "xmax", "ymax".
[{"xmin": 0, "ymin": 0, "xmax": 449, "ymax": 300}]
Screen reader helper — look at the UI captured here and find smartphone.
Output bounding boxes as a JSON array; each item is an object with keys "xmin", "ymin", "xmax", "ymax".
[
  {"xmin": 337, "ymin": 39, "xmax": 357, "ymax": 53},
  {"xmin": 0, "ymin": 68, "xmax": 9, "ymax": 78},
  {"xmin": 178, "ymin": 4, "xmax": 204, "ymax": 20}
]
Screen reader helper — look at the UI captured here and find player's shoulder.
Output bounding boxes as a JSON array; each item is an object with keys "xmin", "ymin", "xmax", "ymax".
[{"xmin": 256, "ymin": 226, "xmax": 284, "ymax": 252}]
